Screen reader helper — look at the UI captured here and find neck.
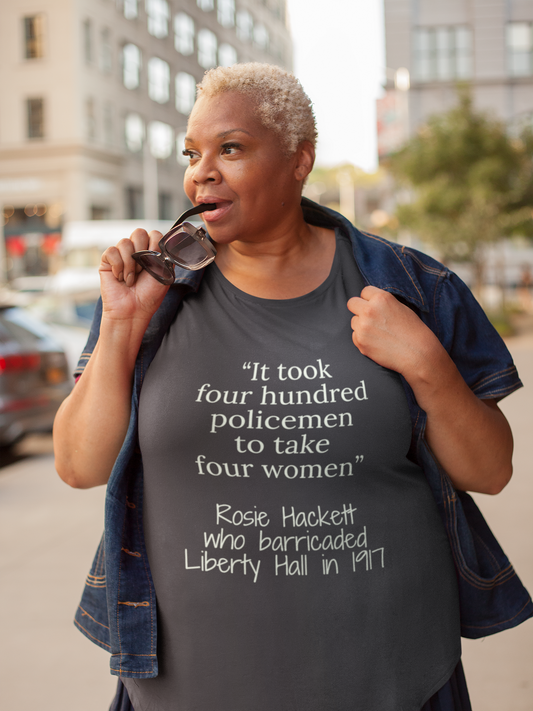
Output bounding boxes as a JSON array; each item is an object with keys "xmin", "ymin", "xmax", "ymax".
[{"xmin": 214, "ymin": 213, "xmax": 336, "ymax": 300}]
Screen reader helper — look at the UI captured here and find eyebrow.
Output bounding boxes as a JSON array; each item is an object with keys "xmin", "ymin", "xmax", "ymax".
[{"xmin": 184, "ymin": 128, "xmax": 253, "ymax": 143}]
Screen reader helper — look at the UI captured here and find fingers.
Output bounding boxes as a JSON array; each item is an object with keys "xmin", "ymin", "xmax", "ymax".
[
  {"xmin": 100, "ymin": 229, "xmax": 164, "ymax": 286},
  {"xmin": 347, "ymin": 287, "xmax": 392, "ymax": 314}
]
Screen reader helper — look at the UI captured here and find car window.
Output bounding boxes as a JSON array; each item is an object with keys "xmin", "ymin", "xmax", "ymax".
[
  {"xmin": 75, "ymin": 300, "xmax": 97, "ymax": 325},
  {"xmin": 0, "ymin": 308, "xmax": 49, "ymax": 347}
]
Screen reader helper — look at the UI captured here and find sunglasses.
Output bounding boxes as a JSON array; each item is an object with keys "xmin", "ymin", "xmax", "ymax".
[{"xmin": 132, "ymin": 203, "xmax": 217, "ymax": 285}]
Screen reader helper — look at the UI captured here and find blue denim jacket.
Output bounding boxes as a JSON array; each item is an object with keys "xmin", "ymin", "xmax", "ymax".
[{"xmin": 73, "ymin": 199, "xmax": 533, "ymax": 679}]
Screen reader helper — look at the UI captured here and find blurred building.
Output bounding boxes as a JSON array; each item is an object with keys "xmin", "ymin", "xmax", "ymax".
[
  {"xmin": 379, "ymin": 0, "xmax": 533, "ymax": 158},
  {"xmin": 0, "ymin": 0, "xmax": 292, "ymax": 280}
]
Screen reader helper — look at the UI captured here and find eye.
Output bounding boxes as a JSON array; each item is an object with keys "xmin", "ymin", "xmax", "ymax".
[
  {"xmin": 182, "ymin": 149, "xmax": 195, "ymax": 161},
  {"xmin": 221, "ymin": 142, "xmax": 241, "ymax": 155}
]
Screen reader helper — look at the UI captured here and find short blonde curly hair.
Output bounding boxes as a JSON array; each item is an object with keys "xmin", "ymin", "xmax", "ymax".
[{"xmin": 196, "ymin": 63, "xmax": 317, "ymax": 156}]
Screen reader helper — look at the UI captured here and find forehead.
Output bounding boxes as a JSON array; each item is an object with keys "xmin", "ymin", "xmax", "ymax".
[{"xmin": 186, "ymin": 92, "xmax": 270, "ymax": 141}]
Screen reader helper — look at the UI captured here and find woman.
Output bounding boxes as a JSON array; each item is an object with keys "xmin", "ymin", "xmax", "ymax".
[{"xmin": 54, "ymin": 63, "xmax": 530, "ymax": 711}]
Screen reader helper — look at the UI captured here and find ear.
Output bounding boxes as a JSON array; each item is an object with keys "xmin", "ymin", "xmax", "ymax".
[{"xmin": 294, "ymin": 141, "xmax": 315, "ymax": 182}]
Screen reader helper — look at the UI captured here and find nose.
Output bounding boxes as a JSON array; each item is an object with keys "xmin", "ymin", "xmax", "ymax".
[{"xmin": 191, "ymin": 154, "xmax": 221, "ymax": 185}]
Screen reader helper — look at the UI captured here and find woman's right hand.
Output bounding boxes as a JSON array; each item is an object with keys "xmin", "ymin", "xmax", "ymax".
[
  {"xmin": 99, "ymin": 228, "xmax": 170, "ymax": 324},
  {"xmin": 54, "ymin": 227, "xmax": 172, "ymax": 489}
]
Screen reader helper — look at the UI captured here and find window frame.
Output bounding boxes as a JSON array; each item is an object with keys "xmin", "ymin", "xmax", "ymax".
[
  {"xmin": 145, "ymin": 0, "xmax": 170, "ymax": 39},
  {"xmin": 27, "ymin": 97, "xmax": 45, "ymax": 139},
  {"xmin": 23, "ymin": 15, "xmax": 45, "ymax": 60},
  {"xmin": 217, "ymin": 0, "xmax": 235, "ymax": 28},
  {"xmin": 218, "ymin": 42, "xmax": 237, "ymax": 67},
  {"xmin": 197, "ymin": 28, "xmax": 218, "ymax": 69},
  {"xmin": 122, "ymin": 43, "xmax": 142, "ymax": 90},
  {"xmin": 175, "ymin": 72, "xmax": 197, "ymax": 114},
  {"xmin": 147, "ymin": 57, "xmax": 171, "ymax": 104},
  {"xmin": 507, "ymin": 22, "xmax": 533, "ymax": 77},
  {"xmin": 174, "ymin": 13, "xmax": 195, "ymax": 55},
  {"xmin": 413, "ymin": 25, "xmax": 473, "ymax": 82}
]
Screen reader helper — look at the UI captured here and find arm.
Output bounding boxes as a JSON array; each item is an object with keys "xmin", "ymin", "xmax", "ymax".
[
  {"xmin": 53, "ymin": 229, "xmax": 169, "ymax": 489},
  {"xmin": 347, "ymin": 286, "xmax": 514, "ymax": 495}
]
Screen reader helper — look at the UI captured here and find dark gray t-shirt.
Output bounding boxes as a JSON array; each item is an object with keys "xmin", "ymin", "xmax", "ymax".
[{"xmin": 127, "ymin": 231, "xmax": 460, "ymax": 711}]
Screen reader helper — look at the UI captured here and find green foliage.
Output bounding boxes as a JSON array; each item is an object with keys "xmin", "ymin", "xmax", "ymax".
[{"xmin": 388, "ymin": 88, "xmax": 533, "ymax": 262}]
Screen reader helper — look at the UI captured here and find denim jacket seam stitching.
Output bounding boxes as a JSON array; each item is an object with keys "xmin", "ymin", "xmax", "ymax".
[
  {"xmin": 116, "ymin": 511, "xmax": 127, "ymax": 671},
  {"xmin": 78, "ymin": 605, "xmax": 110, "ymax": 630},
  {"xmin": 111, "ymin": 653, "xmax": 157, "ymax": 657},
  {"xmin": 431, "ymin": 271, "xmax": 444, "ymax": 341},
  {"xmin": 447, "ymin": 499, "xmax": 515, "ymax": 586},
  {"xmin": 470, "ymin": 528, "xmax": 501, "ymax": 570},
  {"xmin": 135, "ymin": 471, "xmax": 156, "ymax": 657},
  {"xmin": 74, "ymin": 618, "xmax": 111, "ymax": 648},
  {"xmin": 95, "ymin": 537, "xmax": 104, "ymax": 576},
  {"xmin": 403, "ymin": 249, "xmax": 448, "ymax": 277},
  {"xmin": 471, "ymin": 367, "xmax": 518, "ymax": 391},
  {"xmin": 476, "ymin": 385, "xmax": 521, "ymax": 398},
  {"xmin": 462, "ymin": 599, "xmax": 532, "ymax": 629}
]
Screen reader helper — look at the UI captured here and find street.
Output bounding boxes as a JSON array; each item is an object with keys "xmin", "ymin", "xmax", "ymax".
[{"xmin": 1, "ymin": 337, "xmax": 532, "ymax": 711}]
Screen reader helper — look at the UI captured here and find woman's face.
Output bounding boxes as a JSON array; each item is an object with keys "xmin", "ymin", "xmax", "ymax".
[{"xmin": 183, "ymin": 91, "xmax": 311, "ymax": 245}]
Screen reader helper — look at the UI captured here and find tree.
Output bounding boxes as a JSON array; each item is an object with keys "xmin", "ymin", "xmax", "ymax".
[{"xmin": 388, "ymin": 88, "xmax": 533, "ymax": 286}]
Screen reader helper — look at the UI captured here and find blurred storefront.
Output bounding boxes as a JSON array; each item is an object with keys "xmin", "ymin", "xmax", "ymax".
[{"xmin": 3, "ymin": 204, "xmax": 62, "ymax": 281}]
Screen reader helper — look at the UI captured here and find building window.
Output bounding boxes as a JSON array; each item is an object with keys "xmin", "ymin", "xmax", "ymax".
[
  {"xmin": 91, "ymin": 206, "xmax": 110, "ymax": 220},
  {"xmin": 176, "ymin": 131, "xmax": 189, "ymax": 166},
  {"xmin": 236, "ymin": 10, "xmax": 253, "ymax": 42},
  {"xmin": 217, "ymin": 0, "xmax": 235, "ymax": 28},
  {"xmin": 148, "ymin": 57, "xmax": 170, "ymax": 103},
  {"xmin": 124, "ymin": 0, "xmax": 138, "ymax": 20},
  {"xmin": 123, "ymin": 44, "xmax": 142, "ymax": 89},
  {"xmin": 413, "ymin": 26, "xmax": 472, "ymax": 82},
  {"xmin": 159, "ymin": 192, "xmax": 172, "ymax": 220},
  {"xmin": 103, "ymin": 103, "xmax": 113, "ymax": 145},
  {"xmin": 149, "ymin": 121, "xmax": 173, "ymax": 159},
  {"xmin": 146, "ymin": 0, "xmax": 170, "ymax": 38},
  {"xmin": 83, "ymin": 19, "xmax": 93, "ymax": 64},
  {"xmin": 27, "ymin": 98, "xmax": 44, "ymax": 139},
  {"xmin": 125, "ymin": 113, "xmax": 145, "ymax": 152},
  {"xmin": 507, "ymin": 22, "xmax": 533, "ymax": 76},
  {"xmin": 218, "ymin": 43, "xmax": 237, "ymax": 67},
  {"xmin": 86, "ymin": 98, "xmax": 96, "ymax": 140},
  {"xmin": 198, "ymin": 28, "xmax": 217, "ymax": 68},
  {"xmin": 100, "ymin": 28, "xmax": 112, "ymax": 73},
  {"xmin": 253, "ymin": 24, "xmax": 269, "ymax": 51},
  {"xmin": 126, "ymin": 187, "xmax": 144, "ymax": 219},
  {"xmin": 174, "ymin": 13, "xmax": 195, "ymax": 55},
  {"xmin": 24, "ymin": 15, "xmax": 45, "ymax": 59},
  {"xmin": 271, "ymin": 0, "xmax": 283, "ymax": 20},
  {"xmin": 197, "ymin": 0, "xmax": 214, "ymax": 11},
  {"xmin": 175, "ymin": 72, "xmax": 196, "ymax": 114}
]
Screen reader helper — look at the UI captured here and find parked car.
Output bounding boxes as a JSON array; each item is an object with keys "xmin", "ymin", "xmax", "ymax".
[
  {"xmin": 11, "ymin": 268, "xmax": 100, "ymax": 378},
  {"xmin": 0, "ymin": 305, "xmax": 71, "ymax": 447}
]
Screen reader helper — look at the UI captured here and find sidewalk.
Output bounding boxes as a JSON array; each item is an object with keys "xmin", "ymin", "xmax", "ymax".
[
  {"xmin": 460, "ymin": 331, "xmax": 533, "ymax": 711},
  {"xmin": 1, "ymin": 336, "xmax": 532, "ymax": 710}
]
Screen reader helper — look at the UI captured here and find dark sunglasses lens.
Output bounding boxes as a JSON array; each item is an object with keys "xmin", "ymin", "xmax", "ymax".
[
  {"xmin": 135, "ymin": 254, "xmax": 175, "ymax": 285},
  {"xmin": 165, "ymin": 233, "xmax": 209, "ymax": 268}
]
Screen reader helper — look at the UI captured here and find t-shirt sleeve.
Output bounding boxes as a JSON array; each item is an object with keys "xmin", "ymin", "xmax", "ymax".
[
  {"xmin": 435, "ymin": 271, "xmax": 522, "ymax": 400},
  {"xmin": 73, "ymin": 296, "xmax": 103, "ymax": 380}
]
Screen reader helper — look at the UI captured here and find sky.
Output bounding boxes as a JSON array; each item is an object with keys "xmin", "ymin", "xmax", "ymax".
[{"xmin": 286, "ymin": 0, "xmax": 386, "ymax": 172}]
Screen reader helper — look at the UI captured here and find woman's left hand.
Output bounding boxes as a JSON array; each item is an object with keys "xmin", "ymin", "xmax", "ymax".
[
  {"xmin": 347, "ymin": 286, "xmax": 440, "ymax": 379},
  {"xmin": 347, "ymin": 286, "xmax": 514, "ymax": 496}
]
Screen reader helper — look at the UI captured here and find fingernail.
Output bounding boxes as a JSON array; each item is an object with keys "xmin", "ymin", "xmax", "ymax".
[
  {"xmin": 118, "ymin": 272, "xmax": 123, "ymax": 282},
  {"xmin": 126, "ymin": 273, "xmax": 134, "ymax": 287}
]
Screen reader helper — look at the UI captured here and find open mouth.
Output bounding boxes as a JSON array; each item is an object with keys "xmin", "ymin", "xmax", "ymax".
[{"xmin": 200, "ymin": 201, "xmax": 232, "ymax": 222}]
